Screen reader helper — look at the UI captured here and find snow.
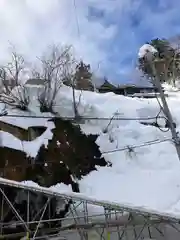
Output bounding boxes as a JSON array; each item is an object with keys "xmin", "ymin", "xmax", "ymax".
[
  {"xmin": 49, "ymin": 85, "xmax": 180, "ymax": 217},
  {"xmin": 0, "ymin": 112, "xmax": 54, "ymax": 130},
  {"xmin": 50, "ymin": 183, "xmax": 73, "ymax": 193},
  {"xmin": 138, "ymin": 44, "xmax": 158, "ymax": 58},
  {"xmin": 0, "ymin": 124, "xmax": 53, "ymax": 157},
  {"xmin": 0, "ymin": 176, "xmax": 179, "ymax": 221},
  {"xmin": 2, "ymin": 84, "xmax": 180, "ymax": 218},
  {"xmin": 0, "ymin": 113, "xmax": 54, "ymax": 157},
  {"xmin": 0, "ymin": 85, "xmax": 55, "ymax": 156}
]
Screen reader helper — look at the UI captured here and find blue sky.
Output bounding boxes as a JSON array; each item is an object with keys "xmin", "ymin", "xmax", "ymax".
[
  {"xmin": 87, "ymin": 0, "xmax": 180, "ymax": 84},
  {"xmin": 0, "ymin": 0, "xmax": 180, "ymax": 85}
]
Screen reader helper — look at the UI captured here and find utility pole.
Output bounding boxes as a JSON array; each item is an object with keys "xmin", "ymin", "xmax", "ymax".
[{"xmin": 150, "ymin": 57, "xmax": 180, "ymax": 161}]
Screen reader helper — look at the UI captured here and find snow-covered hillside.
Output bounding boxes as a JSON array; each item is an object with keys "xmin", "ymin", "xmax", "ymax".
[{"xmin": 2, "ymin": 84, "xmax": 180, "ymax": 217}]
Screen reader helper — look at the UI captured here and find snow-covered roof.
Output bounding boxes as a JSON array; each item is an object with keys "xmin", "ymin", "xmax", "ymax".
[
  {"xmin": 0, "ymin": 127, "xmax": 53, "ymax": 158},
  {"xmin": 0, "ymin": 101, "xmax": 55, "ymax": 157},
  {"xmin": 138, "ymin": 44, "xmax": 158, "ymax": 58},
  {"xmin": 0, "ymin": 115, "xmax": 54, "ymax": 130}
]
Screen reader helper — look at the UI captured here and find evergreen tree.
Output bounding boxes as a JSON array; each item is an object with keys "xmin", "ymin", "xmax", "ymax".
[
  {"xmin": 139, "ymin": 38, "xmax": 180, "ymax": 86},
  {"xmin": 74, "ymin": 61, "xmax": 94, "ymax": 91}
]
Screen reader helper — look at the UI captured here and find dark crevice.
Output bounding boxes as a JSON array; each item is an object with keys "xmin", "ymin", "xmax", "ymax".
[{"xmin": 0, "ymin": 117, "xmax": 110, "ymax": 238}]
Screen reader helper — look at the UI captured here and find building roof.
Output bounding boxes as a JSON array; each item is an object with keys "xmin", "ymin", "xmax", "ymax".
[
  {"xmin": 25, "ymin": 78, "xmax": 47, "ymax": 86},
  {"xmin": 99, "ymin": 81, "xmax": 157, "ymax": 90},
  {"xmin": 117, "ymin": 84, "xmax": 156, "ymax": 89},
  {"xmin": 98, "ymin": 80, "xmax": 117, "ymax": 89}
]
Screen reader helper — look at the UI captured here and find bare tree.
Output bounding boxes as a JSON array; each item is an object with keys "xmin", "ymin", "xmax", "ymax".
[
  {"xmin": 63, "ymin": 60, "xmax": 96, "ymax": 119},
  {"xmin": 139, "ymin": 39, "xmax": 180, "ymax": 87},
  {"xmin": 34, "ymin": 44, "xmax": 75, "ymax": 113},
  {"xmin": 0, "ymin": 50, "xmax": 25, "ymax": 92},
  {"xmin": 61, "ymin": 59, "xmax": 83, "ymax": 119},
  {"xmin": 0, "ymin": 48, "xmax": 30, "ymax": 110},
  {"xmin": 34, "ymin": 44, "xmax": 91, "ymax": 119},
  {"xmin": 7, "ymin": 50, "xmax": 25, "ymax": 85}
]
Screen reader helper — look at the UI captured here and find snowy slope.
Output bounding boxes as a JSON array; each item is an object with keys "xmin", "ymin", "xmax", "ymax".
[
  {"xmin": 2, "ymin": 85, "xmax": 180, "ymax": 217},
  {"xmin": 51, "ymin": 86, "xmax": 180, "ymax": 216}
]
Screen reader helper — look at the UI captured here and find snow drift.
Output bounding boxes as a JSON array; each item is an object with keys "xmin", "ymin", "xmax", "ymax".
[{"xmin": 1, "ymin": 84, "xmax": 180, "ymax": 217}]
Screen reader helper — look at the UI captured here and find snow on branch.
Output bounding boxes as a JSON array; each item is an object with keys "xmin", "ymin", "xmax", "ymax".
[{"xmin": 138, "ymin": 44, "xmax": 157, "ymax": 58}]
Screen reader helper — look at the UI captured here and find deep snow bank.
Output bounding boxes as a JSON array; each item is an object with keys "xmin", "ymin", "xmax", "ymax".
[
  {"xmin": 2, "ymin": 84, "xmax": 180, "ymax": 217},
  {"xmin": 51, "ymin": 86, "xmax": 180, "ymax": 216}
]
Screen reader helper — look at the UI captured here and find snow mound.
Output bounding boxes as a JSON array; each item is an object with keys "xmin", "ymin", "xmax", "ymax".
[
  {"xmin": 138, "ymin": 44, "xmax": 157, "ymax": 58},
  {"xmin": 48, "ymin": 85, "xmax": 180, "ymax": 217},
  {"xmin": 2, "ymin": 84, "xmax": 180, "ymax": 218}
]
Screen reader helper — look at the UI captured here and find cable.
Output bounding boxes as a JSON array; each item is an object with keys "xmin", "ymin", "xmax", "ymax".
[
  {"xmin": 0, "ymin": 113, "xmax": 165, "ymax": 121},
  {"xmin": 0, "ymin": 137, "xmax": 163, "ymax": 169},
  {"xmin": 101, "ymin": 138, "xmax": 171, "ymax": 154},
  {"xmin": 0, "ymin": 138, "xmax": 172, "ymax": 172},
  {"xmin": 155, "ymin": 107, "xmax": 169, "ymax": 132},
  {"xmin": 154, "ymin": 91, "xmax": 170, "ymax": 132},
  {"xmin": 73, "ymin": 0, "xmax": 81, "ymax": 40}
]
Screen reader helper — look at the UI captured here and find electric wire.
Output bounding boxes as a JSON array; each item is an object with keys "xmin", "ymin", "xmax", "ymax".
[
  {"xmin": 0, "ymin": 137, "xmax": 172, "ymax": 171},
  {"xmin": 154, "ymin": 90, "xmax": 170, "ymax": 132},
  {"xmin": 0, "ymin": 113, "xmax": 166, "ymax": 121},
  {"xmin": 101, "ymin": 138, "xmax": 172, "ymax": 154},
  {"xmin": 73, "ymin": 0, "xmax": 81, "ymax": 40}
]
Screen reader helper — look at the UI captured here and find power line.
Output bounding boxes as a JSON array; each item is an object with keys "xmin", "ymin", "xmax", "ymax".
[
  {"xmin": 73, "ymin": 0, "xmax": 81, "ymax": 40},
  {"xmin": 0, "ymin": 113, "xmax": 166, "ymax": 121},
  {"xmin": 150, "ymin": 58, "xmax": 180, "ymax": 161},
  {"xmin": 0, "ymin": 138, "xmax": 172, "ymax": 169},
  {"xmin": 153, "ymin": 90, "xmax": 170, "ymax": 133},
  {"xmin": 101, "ymin": 138, "xmax": 171, "ymax": 154}
]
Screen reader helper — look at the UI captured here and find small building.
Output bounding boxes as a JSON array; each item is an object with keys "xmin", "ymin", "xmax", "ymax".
[
  {"xmin": 115, "ymin": 84, "xmax": 159, "ymax": 96},
  {"xmin": 98, "ymin": 81, "xmax": 160, "ymax": 98},
  {"xmin": 98, "ymin": 80, "xmax": 117, "ymax": 93}
]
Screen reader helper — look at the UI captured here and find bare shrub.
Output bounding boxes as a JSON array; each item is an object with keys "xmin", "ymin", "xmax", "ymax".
[
  {"xmin": 33, "ymin": 44, "xmax": 75, "ymax": 113},
  {"xmin": 0, "ymin": 47, "xmax": 30, "ymax": 111}
]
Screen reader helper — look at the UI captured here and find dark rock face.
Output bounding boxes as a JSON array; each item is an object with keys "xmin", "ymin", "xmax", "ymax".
[
  {"xmin": 0, "ymin": 117, "xmax": 109, "ymax": 238},
  {"xmin": 32, "ymin": 118, "xmax": 107, "ymax": 187},
  {"xmin": 0, "ymin": 147, "xmax": 29, "ymax": 180}
]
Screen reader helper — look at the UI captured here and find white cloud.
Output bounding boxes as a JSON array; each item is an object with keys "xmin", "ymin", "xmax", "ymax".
[
  {"xmin": 1, "ymin": 0, "xmax": 180, "ymax": 83},
  {"xmin": 0, "ymin": 0, "xmax": 117, "ymax": 73}
]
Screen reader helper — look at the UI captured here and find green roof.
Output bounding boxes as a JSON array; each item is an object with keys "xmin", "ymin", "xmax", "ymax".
[{"xmin": 99, "ymin": 80, "xmax": 117, "ymax": 89}]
